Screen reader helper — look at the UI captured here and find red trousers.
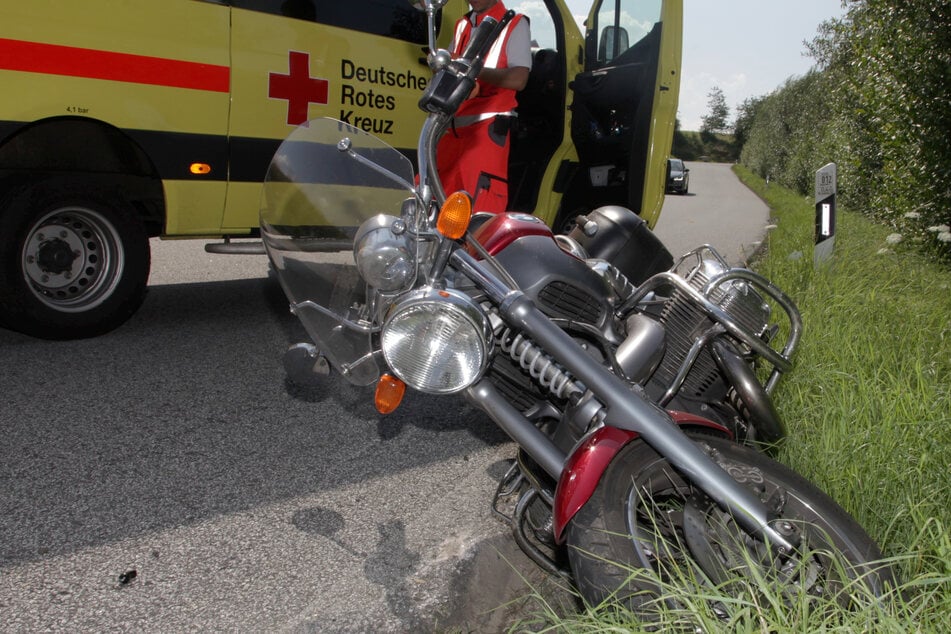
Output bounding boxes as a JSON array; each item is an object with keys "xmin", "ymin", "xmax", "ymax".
[{"xmin": 436, "ymin": 117, "xmax": 511, "ymax": 214}]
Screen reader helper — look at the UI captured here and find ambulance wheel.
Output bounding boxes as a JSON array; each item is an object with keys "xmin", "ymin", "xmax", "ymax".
[
  {"xmin": 0, "ymin": 176, "xmax": 150, "ymax": 339},
  {"xmin": 553, "ymin": 206, "xmax": 590, "ymax": 235}
]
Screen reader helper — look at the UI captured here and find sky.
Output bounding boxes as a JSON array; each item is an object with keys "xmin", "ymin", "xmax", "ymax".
[{"xmin": 562, "ymin": 0, "xmax": 847, "ymax": 130}]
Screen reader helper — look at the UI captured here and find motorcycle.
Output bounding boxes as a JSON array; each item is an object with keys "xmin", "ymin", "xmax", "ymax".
[{"xmin": 260, "ymin": 0, "xmax": 892, "ymax": 615}]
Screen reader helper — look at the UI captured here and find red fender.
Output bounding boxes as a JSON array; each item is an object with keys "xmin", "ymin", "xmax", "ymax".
[{"xmin": 552, "ymin": 411, "xmax": 732, "ymax": 543}]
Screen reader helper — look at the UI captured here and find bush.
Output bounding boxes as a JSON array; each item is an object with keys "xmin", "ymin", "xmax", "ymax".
[
  {"xmin": 738, "ymin": 0, "xmax": 951, "ymax": 261},
  {"xmin": 672, "ymin": 130, "xmax": 738, "ymax": 163}
]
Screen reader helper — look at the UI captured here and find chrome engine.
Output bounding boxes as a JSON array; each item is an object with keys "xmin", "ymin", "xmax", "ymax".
[
  {"xmin": 609, "ymin": 242, "xmax": 802, "ymax": 445},
  {"xmin": 482, "ymin": 205, "xmax": 801, "ymax": 446},
  {"xmin": 648, "ymin": 247, "xmax": 771, "ymax": 403},
  {"xmin": 564, "ymin": 205, "xmax": 801, "ymax": 444}
]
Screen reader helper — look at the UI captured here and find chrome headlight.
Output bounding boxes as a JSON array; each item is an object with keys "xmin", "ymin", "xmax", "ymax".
[
  {"xmin": 353, "ymin": 214, "xmax": 415, "ymax": 292},
  {"xmin": 381, "ymin": 287, "xmax": 492, "ymax": 394}
]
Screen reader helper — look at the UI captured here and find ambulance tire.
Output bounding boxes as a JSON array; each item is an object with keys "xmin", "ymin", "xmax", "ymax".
[
  {"xmin": 0, "ymin": 176, "xmax": 150, "ymax": 340},
  {"xmin": 553, "ymin": 206, "xmax": 590, "ymax": 236}
]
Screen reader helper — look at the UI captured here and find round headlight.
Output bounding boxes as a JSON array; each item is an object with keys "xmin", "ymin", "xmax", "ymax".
[
  {"xmin": 381, "ymin": 287, "xmax": 492, "ymax": 394},
  {"xmin": 353, "ymin": 214, "xmax": 415, "ymax": 292}
]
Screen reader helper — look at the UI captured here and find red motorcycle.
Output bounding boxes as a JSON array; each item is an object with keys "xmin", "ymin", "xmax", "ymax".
[{"xmin": 261, "ymin": 2, "xmax": 892, "ymax": 613}]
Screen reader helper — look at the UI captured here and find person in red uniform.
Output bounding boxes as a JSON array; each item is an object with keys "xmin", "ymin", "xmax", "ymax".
[{"xmin": 436, "ymin": 0, "xmax": 532, "ymax": 214}]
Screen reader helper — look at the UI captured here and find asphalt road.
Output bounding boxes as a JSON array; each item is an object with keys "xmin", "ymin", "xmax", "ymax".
[
  {"xmin": 654, "ymin": 161, "xmax": 771, "ymax": 265},
  {"xmin": 0, "ymin": 162, "xmax": 768, "ymax": 632}
]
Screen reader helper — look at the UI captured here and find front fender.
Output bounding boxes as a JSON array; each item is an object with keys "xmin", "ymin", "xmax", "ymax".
[{"xmin": 552, "ymin": 411, "xmax": 731, "ymax": 543}]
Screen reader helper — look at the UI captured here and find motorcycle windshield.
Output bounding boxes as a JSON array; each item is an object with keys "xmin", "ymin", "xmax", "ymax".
[{"xmin": 260, "ymin": 118, "xmax": 416, "ymax": 386}]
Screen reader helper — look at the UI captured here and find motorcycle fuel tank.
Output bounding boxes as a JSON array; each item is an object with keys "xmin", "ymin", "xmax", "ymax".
[
  {"xmin": 483, "ymin": 231, "xmax": 614, "ymax": 329},
  {"xmin": 470, "ymin": 212, "xmax": 555, "ymax": 255}
]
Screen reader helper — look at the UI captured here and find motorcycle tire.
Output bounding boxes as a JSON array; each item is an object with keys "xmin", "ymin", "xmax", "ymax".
[
  {"xmin": 0, "ymin": 176, "xmax": 150, "ymax": 339},
  {"xmin": 566, "ymin": 433, "xmax": 894, "ymax": 614}
]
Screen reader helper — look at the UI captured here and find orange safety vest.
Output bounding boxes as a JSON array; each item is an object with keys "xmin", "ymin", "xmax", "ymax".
[{"xmin": 450, "ymin": 2, "xmax": 525, "ymax": 125}]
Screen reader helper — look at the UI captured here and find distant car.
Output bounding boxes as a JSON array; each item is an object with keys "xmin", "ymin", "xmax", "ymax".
[{"xmin": 666, "ymin": 158, "xmax": 690, "ymax": 194}]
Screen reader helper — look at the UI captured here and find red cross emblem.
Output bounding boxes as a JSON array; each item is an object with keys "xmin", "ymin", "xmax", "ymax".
[{"xmin": 268, "ymin": 51, "xmax": 329, "ymax": 126}]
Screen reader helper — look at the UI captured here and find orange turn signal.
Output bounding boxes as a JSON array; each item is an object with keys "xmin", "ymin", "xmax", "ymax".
[
  {"xmin": 437, "ymin": 191, "xmax": 472, "ymax": 240},
  {"xmin": 374, "ymin": 373, "xmax": 406, "ymax": 414},
  {"xmin": 189, "ymin": 162, "xmax": 212, "ymax": 175}
]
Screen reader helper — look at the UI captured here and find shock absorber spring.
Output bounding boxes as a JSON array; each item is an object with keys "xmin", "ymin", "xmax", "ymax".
[{"xmin": 499, "ymin": 328, "xmax": 584, "ymax": 401}]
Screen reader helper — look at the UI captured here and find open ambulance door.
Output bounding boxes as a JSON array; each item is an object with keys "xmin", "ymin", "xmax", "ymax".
[{"xmin": 564, "ymin": 0, "xmax": 681, "ymax": 229}]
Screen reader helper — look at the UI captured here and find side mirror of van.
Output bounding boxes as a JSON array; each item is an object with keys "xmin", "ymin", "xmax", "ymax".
[{"xmin": 598, "ymin": 26, "xmax": 630, "ymax": 63}]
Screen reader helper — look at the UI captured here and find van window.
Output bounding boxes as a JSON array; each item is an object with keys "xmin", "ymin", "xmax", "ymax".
[
  {"xmin": 594, "ymin": 0, "xmax": 661, "ymax": 65},
  {"xmin": 229, "ymin": 0, "xmax": 431, "ymax": 44},
  {"xmin": 513, "ymin": 1, "xmax": 558, "ymax": 52}
]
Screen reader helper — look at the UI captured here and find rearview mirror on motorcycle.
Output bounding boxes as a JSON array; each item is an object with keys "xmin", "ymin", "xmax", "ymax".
[
  {"xmin": 409, "ymin": 0, "xmax": 448, "ymax": 9},
  {"xmin": 410, "ymin": 0, "xmax": 451, "ymax": 65}
]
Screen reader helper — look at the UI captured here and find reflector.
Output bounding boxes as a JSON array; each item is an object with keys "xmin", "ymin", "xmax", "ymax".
[
  {"xmin": 375, "ymin": 373, "xmax": 406, "ymax": 414},
  {"xmin": 437, "ymin": 191, "xmax": 472, "ymax": 239}
]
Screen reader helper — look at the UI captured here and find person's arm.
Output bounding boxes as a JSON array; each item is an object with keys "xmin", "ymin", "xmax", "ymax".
[
  {"xmin": 478, "ymin": 66, "xmax": 529, "ymax": 90},
  {"xmin": 477, "ymin": 17, "xmax": 531, "ymax": 91}
]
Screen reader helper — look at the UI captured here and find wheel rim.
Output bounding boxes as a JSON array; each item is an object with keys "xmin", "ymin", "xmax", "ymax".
[
  {"xmin": 21, "ymin": 206, "xmax": 124, "ymax": 312},
  {"xmin": 623, "ymin": 466, "xmax": 699, "ymax": 578},
  {"xmin": 622, "ymin": 448, "xmax": 842, "ymax": 603}
]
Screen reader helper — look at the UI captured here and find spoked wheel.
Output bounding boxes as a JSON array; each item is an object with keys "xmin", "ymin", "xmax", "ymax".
[{"xmin": 566, "ymin": 434, "xmax": 894, "ymax": 615}]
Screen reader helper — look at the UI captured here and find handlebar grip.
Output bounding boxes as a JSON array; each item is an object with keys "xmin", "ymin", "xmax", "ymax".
[{"xmin": 417, "ymin": 9, "xmax": 516, "ymax": 116}]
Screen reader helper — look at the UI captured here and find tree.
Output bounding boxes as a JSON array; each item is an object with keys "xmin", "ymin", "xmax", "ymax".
[
  {"xmin": 732, "ymin": 95, "xmax": 763, "ymax": 150},
  {"xmin": 807, "ymin": 0, "xmax": 951, "ymax": 233},
  {"xmin": 700, "ymin": 86, "xmax": 731, "ymax": 134},
  {"xmin": 738, "ymin": 0, "xmax": 950, "ymax": 260}
]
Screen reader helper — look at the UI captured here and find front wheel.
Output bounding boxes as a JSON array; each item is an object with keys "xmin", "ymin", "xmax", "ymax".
[
  {"xmin": 566, "ymin": 434, "xmax": 894, "ymax": 615},
  {"xmin": 0, "ymin": 177, "xmax": 151, "ymax": 339}
]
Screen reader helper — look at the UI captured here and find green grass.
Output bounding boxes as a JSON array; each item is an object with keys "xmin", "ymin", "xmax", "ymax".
[
  {"xmin": 734, "ymin": 165, "xmax": 951, "ymax": 564},
  {"xmin": 510, "ymin": 167, "xmax": 951, "ymax": 633}
]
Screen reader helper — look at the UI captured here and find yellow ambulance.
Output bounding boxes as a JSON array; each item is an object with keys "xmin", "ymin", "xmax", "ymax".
[{"xmin": 0, "ymin": 0, "xmax": 681, "ymax": 338}]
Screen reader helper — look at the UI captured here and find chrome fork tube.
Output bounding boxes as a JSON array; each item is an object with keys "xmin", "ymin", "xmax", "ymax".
[
  {"xmin": 418, "ymin": 115, "xmax": 450, "ymax": 208},
  {"xmin": 464, "ymin": 380, "xmax": 566, "ymax": 479},
  {"xmin": 452, "ymin": 249, "xmax": 798, "ymax": 553}
]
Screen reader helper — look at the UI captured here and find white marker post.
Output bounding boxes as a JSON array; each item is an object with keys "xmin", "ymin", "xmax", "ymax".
[{"xmin": 814, "ymin": 163, "xmax": 837, "ymax": 267}]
